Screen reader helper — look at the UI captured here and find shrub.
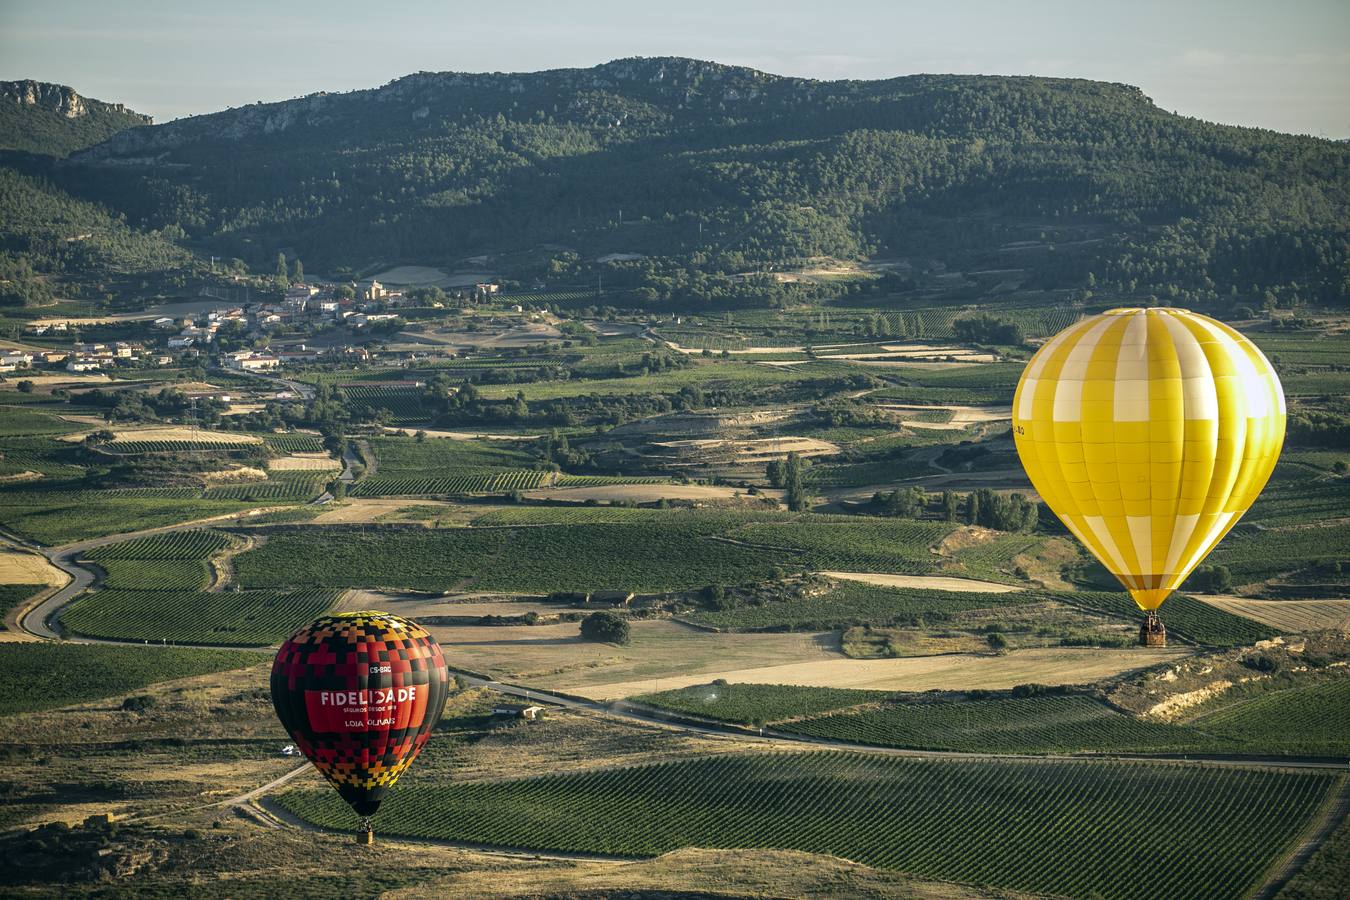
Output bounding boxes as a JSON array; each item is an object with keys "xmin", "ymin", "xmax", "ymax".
[{"xmin": 580, "ymin": 611, "xmax": 630, "ymax": 645}]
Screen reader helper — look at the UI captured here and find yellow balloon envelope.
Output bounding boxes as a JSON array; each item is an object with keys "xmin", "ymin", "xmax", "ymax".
[{"xmin": 1012, "ymin": 308, "xmax": 1285, "ymax": 611}]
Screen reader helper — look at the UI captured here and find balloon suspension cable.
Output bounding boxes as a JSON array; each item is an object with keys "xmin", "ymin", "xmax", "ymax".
[
  {"xmin": 1139, "ymin": 610, "xmax": 1167, "ymax": 648},
  {"xmin": 358, "ymin": 816, "xmax": 374, "ymax": 845}
]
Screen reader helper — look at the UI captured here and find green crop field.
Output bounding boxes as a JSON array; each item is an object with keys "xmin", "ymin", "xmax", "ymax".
[
  {"xmin": 102, "ymin": 439, "xmax": 259, "ymax": 454},
  {"xmin": 340, "ymin": 385, "xmax": 428, "ymax": 422},
  {"xmin": 203, "ymin": 477, "xmax": 327, "ymax": 501},
  {"xmin": 1203, "ymin": 523, "xmax": 1350, "ymax": 587},
  {"xmin": 785, "ymin": 695, "xmax": 1206, "ymax": 753},
  {"xmin": 0, "ymin": 435, "xmax": 87, "ymax": 478},
  {"xmin": 366, "ymin": 436, "xmax": 536, "ymax": 471},
  {"xmin": 261, "ymin": 433, "xmax": 326, "ymax": 453},
  {"xmin": 0, "ymin": 643, "xmax": 260, "ymax": 715},
  {"xmin": 0, "ymin": 490, "xmax": 259, "ymax": 545},
  {"xmin": 688, "ymin": 581, "xmax": 1036, "ymax": 631},
  {"xmin": 0, "ymin": 583, "xmax": 42, "ymax": 629},
  {"xmin": 1189, "ymin": 677, "xmax": 1350, "ymax": 757},
  {"xmin": 278, "ymin": 752, "xmax": 1334, "ymax": 900},
  {"xmin": 729, "ymin": 518, "xmax": 955, "ymax": 574},
  {"xmin": 236, "ymin": 521, "xmax": 793, "ymax": 593},
  {"xmin": 473, "ymin": 360, "xmax": 807, "ymax": 401},
  {"xmin": 0, "ymin": 406, "xmax": 76, "ymax": 436},
  {"xmin": 350, "ymin": 435, "xmax": 548, "ymax": 496},
  {"xmin": 635, "ymin": 682, "xmax": 894, "ymax": 724},
  {"xmin": 85, "ymin": 529, "xmax": 236, "ymax": 560},
  {"xmin": 350, "ymin": 470, "xmax": 550, "ymax": 496},
  {"xmin": 59, "ymin": 588, "xmax": 340, "ymax": 646},
  {"xmin": 82, "ymin": 529, "xmax": 236, "ymax": 591},
  {"xmin": 1053, "ymin": 591, "xmax": 1280, "ymax": 647}
]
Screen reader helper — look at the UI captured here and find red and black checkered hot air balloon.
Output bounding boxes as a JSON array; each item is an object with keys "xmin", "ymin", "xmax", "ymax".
[{"xmin": 271, "ymin": 611, "xmax": 450, "ymax": 842}]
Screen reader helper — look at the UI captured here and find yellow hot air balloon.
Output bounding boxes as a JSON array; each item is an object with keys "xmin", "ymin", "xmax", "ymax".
[{"xmin": 1012, "ymin": 308, "xmax": 1285, "ymax": 645}]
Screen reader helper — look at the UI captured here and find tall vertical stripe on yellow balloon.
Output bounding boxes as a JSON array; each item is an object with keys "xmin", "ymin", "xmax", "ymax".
[{"xmin": 1012, "ymin": 308, "xmax": 1284, "ymax": 611}]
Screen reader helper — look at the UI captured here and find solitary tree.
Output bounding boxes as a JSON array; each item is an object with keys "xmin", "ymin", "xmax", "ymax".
[
  {"xmin": 580, "ymin": 611, "xmax": 630, "ymax": 645},
  {"xmin": 783, "ymin": 451, "xmax": 808, "ymax": 512}
]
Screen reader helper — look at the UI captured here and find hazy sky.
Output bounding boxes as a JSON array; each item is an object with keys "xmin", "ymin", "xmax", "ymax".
[{"xmin": 2, "ymin": 0, "xmax": 1348, "ymax": 136}]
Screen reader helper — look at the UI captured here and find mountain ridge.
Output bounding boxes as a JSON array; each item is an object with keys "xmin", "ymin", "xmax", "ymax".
[
  {"xmin": 0, "ymin": 79, "xmax": 151, "ymax": 157},
  {"xmin": 11, "ymin": 57, "xmax": 1348, "ymax": 311}
]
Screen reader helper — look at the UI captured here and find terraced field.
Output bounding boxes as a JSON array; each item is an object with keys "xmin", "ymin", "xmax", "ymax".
[{"xmin": 278, "ymin": 752, "xmax": 1335, "ymax": 900}]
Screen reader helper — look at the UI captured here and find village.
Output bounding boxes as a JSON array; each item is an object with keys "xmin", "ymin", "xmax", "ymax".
[{"xmin": 8, "ymin": 276, "xmax": 510, "ymax": 377}]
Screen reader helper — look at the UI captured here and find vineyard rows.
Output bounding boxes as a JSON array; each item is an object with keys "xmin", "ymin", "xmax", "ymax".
[
  {"xmin": 690, "ymin": 581, "xmax": 1033, "ymax": 631},
  {"xmin": 104, "ymin": 439, "xmax": 259, "ymax": 454},
  {"xmin": 636, "ymin": 682, "xmax": 894, "ymax": 724},
  {"xmin": 59, "ymin": 588, "xmax": 341, "ymax": 646},
  {"xmin": 1054, "ymin": 591, "xmax": 1280, "ymax": 647},
  {"xmin": 554, "ymin": 474, "xmax": 669, "ymax": 487},
  {"xmin": 261, "ymin": 433, "xmax": 326, "ymax": 453},
  {"xmin": 350, "ymin": 470, "xmax": 551, "ymax": 496},
  {"xmin": 278, "ymin": 752, "xmax": 1333, "ymax": 900},
  {"xmin": 785, "ymin": 695, "xmax": 1206, "ymax": 753},
  {"xmin": 0, "ymin": 644, "xmax": 259, "ymax": 716},
  {"xmin": 204, "ymin": 478, "xmax": 326, "ymax": 501},
  {"xmin": 85, "ymin": 529, "xmax": 235, "ymax": 560}
]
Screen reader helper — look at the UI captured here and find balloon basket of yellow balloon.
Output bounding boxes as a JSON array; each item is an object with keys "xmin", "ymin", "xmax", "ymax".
[
  {"xmin": 357, "ymin": 817, "xmax": 374, "ymax": 844},
  {"xmin": 1139, "ymin": 612, "xmax": 1167, "ymax": 648}
]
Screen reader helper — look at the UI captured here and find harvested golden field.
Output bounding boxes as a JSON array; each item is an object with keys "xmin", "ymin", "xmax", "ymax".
[
  {"xmin": 525, "ymin": 483, "xmax": 778, "ymax": 504},
  {"xmin": 1195, "ymin": 596, "xmax": 1350, "ymax": 632},
  {"xmin": 58, "ymin": 426, "xmax": 262, "ymax": 445},
  {"xmin": 308, "ymin": 498, "xmax": 461, "ymax": 525},
  {"xmin": 567, "ymin": 646, "xmax": 1189, "ymax": 700},
  {"xmin": 267, "ymin": 454, "xmax": 341, "ymax": 471},
  {"xmin": 423, "ymin": 618, "xmax": 838, "ymax": 687},
  {"xmin": 0, "ymin": 548, "xmax": 67, "ymax": 586},
  {"xmin": 822, "ymin": 571, "xmax": 1020, "ymax": 593}
]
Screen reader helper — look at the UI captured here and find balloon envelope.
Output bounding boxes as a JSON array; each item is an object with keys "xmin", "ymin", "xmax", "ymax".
[
  {"xmin": 271, "ymin": 611, "xmax": 449, "ymax": 816},
  {"xmin": 1012, "ymin": 308, "xmax": 1285, "ymax": 610}
]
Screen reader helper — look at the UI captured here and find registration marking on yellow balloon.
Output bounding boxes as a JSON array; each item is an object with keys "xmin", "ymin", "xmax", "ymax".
[{"xmin": 1012, "ymin": 308, "xmax": 1285, "ymax": 630}]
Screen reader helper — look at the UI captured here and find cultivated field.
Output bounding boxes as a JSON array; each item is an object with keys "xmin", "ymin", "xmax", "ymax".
[
  {"xmin": 566, "ymin": 646, "xmax": 1187, "ymax": 700},
  {"xmin": 1194, "ymin": 596, "xmax": 1350, "ymax": 631},
  {"xmin": 279, "ymin": 752, "xmax": 1334, "ymax": 900}
]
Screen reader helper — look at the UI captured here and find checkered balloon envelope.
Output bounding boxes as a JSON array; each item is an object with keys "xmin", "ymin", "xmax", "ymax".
[{"xmin": 271, "ymin": 612, "xmax": 450, "ymax": 829}]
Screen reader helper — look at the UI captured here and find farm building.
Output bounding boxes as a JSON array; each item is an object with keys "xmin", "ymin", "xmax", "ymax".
[{"xmin": 492, "ymin": 704, "xmax": 544, "ymax": 721}]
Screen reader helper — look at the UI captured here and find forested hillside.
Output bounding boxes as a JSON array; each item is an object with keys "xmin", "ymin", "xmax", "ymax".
[
  {"xmin": 0, "ymin": 82, "xmax": 190, "ymax": 305},
  {"xmin": 0, "ymin": 80, "xmax": 151, "ymax": 157},
  {"xmin": 49, "ymin": 57, "xmax": 1349, "ymax": 311}
]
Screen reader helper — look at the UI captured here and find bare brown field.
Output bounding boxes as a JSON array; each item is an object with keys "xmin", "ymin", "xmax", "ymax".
[
  {"xmin": 1195, "ymin": 596, "xmax": 1350, "ymax": 632},
  {"xmin": 567, "ymin": 646, "xmax": 1189, "ymax": 700}
]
